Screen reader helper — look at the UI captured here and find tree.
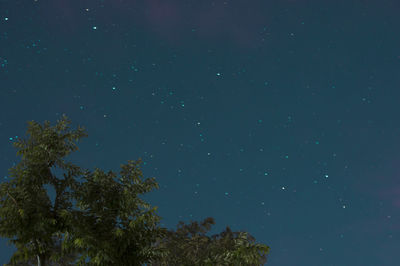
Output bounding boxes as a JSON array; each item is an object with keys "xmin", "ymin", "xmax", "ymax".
[
  {"xmin": 0, "ymin": 115, "xmax": 89, "ymax": 265},
  {"xmin": 146, "ymin": 217, "xmax": 270, "ymax": 266},
  {"xmin": 1, "ymin": 115, "xmax": 270, "ymax": 265},
  {"xmin": 0, "ymin": 115, "xmax": 168, "ymax": 265}
]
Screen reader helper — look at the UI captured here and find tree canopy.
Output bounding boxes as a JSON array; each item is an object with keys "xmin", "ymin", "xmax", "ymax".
[
  {"xmin": 146, "ymin": 217, "xmax": 269, "ymax": 265},
  {"xmin": 0, "ymin": 115, "xmax": 270, "ymax": 265}
]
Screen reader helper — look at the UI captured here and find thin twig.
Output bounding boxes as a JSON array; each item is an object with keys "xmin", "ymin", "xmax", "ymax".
[{"xmin": 6, "ymin": 190, "xmax": 19, "ymax": 208}]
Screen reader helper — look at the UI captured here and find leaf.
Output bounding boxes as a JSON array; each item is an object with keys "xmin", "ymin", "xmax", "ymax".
[
  {"xmin": 73, "ymin": 238, "xmax": 84, "ymax": 248},
  {"xmin": 115, "ymin": 228, "xmax": 124, "ymax": 237}
]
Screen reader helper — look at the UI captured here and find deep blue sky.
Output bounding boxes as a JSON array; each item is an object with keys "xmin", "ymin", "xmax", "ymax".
[{"xmin": 1, "ymin": 0, "xmax": 400, "ymax": 265}]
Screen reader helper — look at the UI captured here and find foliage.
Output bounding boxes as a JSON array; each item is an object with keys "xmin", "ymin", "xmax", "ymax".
[
  {"xmin": 0, "ymin": 114, "xmax": 88, "ymax": 265},
  {"xmin": 0, "ymin": 115, "xmax": 167, "ymax": 265},
  {"xmin": 4, "ymin": 233, "xmax": 81, "ymax": 265},
  {"xmin": 60, "ymin": 160, "xmax": 169, "ymax": 265},
  {"xmin": 0, "ymin": 114, "xmax": 270, "ymax": 265},
  {"xmin": 146, "ymin": 217, "xmax": 270, "ymax": 266}
]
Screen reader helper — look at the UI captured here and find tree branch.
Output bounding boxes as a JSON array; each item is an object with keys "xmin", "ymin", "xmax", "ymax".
[{"xmin": 6, "ymin": 190, "xmax": 19, "ymax": 208}]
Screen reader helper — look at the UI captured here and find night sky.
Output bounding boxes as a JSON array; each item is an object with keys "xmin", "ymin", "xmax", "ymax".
[{"xmin": 1, "ymin": 0, "xmax": 400, "ymax": 265}]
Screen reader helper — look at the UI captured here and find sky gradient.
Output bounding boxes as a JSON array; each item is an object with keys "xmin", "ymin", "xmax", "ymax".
[{"xmin": 1, "ymin": 0, "xmax": 400, "ymax": 265}]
